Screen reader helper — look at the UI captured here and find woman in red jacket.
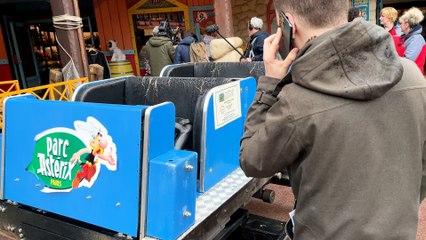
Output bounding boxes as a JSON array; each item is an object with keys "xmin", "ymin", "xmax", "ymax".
[{"xmin": 380, "ymin": 7, "xmax": 405, "ymax": 57}]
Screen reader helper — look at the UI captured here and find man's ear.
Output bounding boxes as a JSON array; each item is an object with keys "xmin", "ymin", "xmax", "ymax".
[{"xmin": 285, "ymin": 13, "xmax": 297, "ymax": 36}]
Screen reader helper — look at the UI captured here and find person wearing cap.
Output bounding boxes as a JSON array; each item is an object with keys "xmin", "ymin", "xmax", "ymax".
[
  {"xmin": 142, "ymin": 26, "xmax": 175, "ymax": 76},
  {"xmin": 240, "ymin": 17, "xmax": 269, "ymax": 62}
]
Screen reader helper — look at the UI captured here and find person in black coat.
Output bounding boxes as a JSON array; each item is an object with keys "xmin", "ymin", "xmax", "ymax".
[{"xmin": 241, "ymin": 17, "xmax": 269, "ymax": 62}]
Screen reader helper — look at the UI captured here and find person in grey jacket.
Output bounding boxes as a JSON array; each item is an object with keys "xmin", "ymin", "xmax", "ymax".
[
  {"xmin": 399, "ymin": 7, "xmax": 425, "ymax": 61},
  {"xmin": 144, "ymin": 26, "xmax": 175, "ymax": 76},
  {"xmin": 240, "ymin": 0, "xmax": 426, "ymax": 239}
]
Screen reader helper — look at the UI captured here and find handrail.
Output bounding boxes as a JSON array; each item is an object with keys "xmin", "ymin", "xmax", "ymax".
[
  {"xmin": 0, "ymin": 78, "xmax": 89, "ymax": 129},
  {"xmin": 0, "ymin": 80, "xmax": 21, "ymax": 93}
]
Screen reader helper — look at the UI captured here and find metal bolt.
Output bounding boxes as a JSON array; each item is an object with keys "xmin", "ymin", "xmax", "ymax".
[
  {"xmin": 35, "ymin": 184, "xmax": 41, "ymax": 187},
  {"xmin": 18, "ymin": 228, "xmax": 23, "ymax": 233},
  {"xmin": 183, "ymin": 211, "xmax": 192, "ymax": 217},
  {"xmin": 14, "ymin": 178, "xmax": 20, "ymax": 182},
  {"xmin": 185, "ymin": 163, "xmax": 194, "ymax": 172},
  {"xmin": 115, "ymin": 202, "xmax": 121, "ymax": 207},
  {"xmin": 0, "ymin": 206, "xmax": 6, "ymax": 212},
  {"xmin": 19, "ymin": 233, "xmax": 24, "ymax": 238},
  {"xmin": 86, "ymin": 195, "xmax": 92, "ymax": 200}
]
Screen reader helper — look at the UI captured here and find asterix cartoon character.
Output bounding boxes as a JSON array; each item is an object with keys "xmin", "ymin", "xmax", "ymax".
[{"xmin": 70, "ymin": 117, "xmax": 117, "ymax": 188}]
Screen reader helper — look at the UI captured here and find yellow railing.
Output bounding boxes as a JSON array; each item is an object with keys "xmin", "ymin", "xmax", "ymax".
[
  {"xmin": 0, "ymin": 78, "xmax": 89, "ymax": 129},
  {"xmin": 0, "ymin": 80, "xmax": 21, "ymax": 93}
]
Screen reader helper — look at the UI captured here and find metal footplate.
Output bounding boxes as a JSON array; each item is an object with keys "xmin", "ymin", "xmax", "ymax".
[{"xmin": 144, "ymin": 168, "xmax": 269, "ymax": 240}]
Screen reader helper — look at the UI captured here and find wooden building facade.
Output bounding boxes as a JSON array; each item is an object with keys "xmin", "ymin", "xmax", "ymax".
[{"xmin": 93, "ymin": 0, "xmax": 217, "ymax": 75}]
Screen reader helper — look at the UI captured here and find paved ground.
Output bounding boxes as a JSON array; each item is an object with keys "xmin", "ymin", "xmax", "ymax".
[{"xmin": 244, "ymin": 184, "xmax": 426, "ymax": 239}]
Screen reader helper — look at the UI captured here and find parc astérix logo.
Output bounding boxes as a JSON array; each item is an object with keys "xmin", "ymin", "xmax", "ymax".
[
  {"xmin": 26, "ymin": 130, "xmax": 87, "ymax": 191},
  {"xmin": 26, "ymin": 117, "xmax": 117, "ymax": 193}
]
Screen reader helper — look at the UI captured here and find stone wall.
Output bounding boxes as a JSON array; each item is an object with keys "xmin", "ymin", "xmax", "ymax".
[{"xmin": 231, "ymin": 0, "xmax": 268, "ymax": 46}]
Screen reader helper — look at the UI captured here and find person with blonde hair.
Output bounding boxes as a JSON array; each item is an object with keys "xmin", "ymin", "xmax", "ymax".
[
  {"xmin": 380, "ymin": 7, "xmax": 401, "ymax": 35},
  {"xmin": 380, "ymin": 7, "xmax": 405, "ymax": 56},
  {"xmin": 399, "ymin": 7, "xmax": 425, "ymax": 61}
]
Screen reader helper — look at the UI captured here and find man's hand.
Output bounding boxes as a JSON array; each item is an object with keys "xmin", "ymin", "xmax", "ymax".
[
  {"xmin": 241, "ymin": 57, "xmax": 252, "ymax": 62},
  {"xmin": 263, "ymin": 28, "xmax": 298, "ymax": 79}
]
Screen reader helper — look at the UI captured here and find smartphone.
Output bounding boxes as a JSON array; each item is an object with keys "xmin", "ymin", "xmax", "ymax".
[{"xmin": 278, "ymin": 11, "xmax": 293, "ymax": 59}]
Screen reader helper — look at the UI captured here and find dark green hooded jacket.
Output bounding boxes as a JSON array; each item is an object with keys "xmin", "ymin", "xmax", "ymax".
[{"xmin": 144, "ymin": 36, "xmax": 175, "ymax": 76}]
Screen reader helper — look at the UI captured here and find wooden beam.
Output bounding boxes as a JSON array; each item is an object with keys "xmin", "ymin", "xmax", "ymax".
[
  {"xmin": 214, "ymin": 0, "xmax": 233, "ymax": 37},
  {"xmin": 51, "ymin": 0, "xmax": 87, "ymax": 79}
]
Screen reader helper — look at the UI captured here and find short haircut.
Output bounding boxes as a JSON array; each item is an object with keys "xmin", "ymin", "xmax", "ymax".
[
  {"xmin": 273, "ymin": 0, "xmax": 349, "ymax": 27},
  {"xmin": 152, "ymin": 26, "xmax": 160, "ymax": 36},
  {"xmin": 348, "ymin": 7, "xmax": 361, "ymax": 22},
  {"xmin": 380, "ymin": 7, "xmax": 399, "ymax": 22},
  {"xmin": 399, "ymin": 7, "xmax": 424, "ymax": 28},
  {"xmin": 250, "ymin": 17, "xmax": 263, "ymax": 29}
]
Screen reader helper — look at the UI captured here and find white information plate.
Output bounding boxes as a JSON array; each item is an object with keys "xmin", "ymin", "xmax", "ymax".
[{"xmin": 212, "ymin": 81, "xmax": 242, "ymax": 129}]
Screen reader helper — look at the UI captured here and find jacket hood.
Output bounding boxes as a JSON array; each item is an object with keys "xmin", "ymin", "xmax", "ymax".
[
  {"xmin": 148, "ymin": 36, "xmax": 172, "ymax": 47},
  {"xmin": 291, "ymin": 18, "xmax": 403, "ymax": 100},
  {"xmin": 179, "ymin": 36, "xmax": 195, "ymax": 45},
  {"xmin": 403, "ymin": 24, "xmax": 423, "ymax": 39}
]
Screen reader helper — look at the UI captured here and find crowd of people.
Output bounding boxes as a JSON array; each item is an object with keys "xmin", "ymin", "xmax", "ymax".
[
  {"xmin": 348, "ymin": 6, "xmax": 425, "ymax": 73},
  {"xmin": 139, "ymin": 6, "xmax": 425, "ymax": 76},
  {"xmin": 138, "ymin": 16, "xmax": 271, "ymax": 76}
]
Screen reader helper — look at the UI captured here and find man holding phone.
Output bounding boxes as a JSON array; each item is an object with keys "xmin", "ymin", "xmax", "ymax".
[
  {"xmin": 240, "ymin": 17, "xmax": 269, "ymax": 62},
  {"xmin": 240, "ymin": 0, "xmax": 426, "ymax": 239}
]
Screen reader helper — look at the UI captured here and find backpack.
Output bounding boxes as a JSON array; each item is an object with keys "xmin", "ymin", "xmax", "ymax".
[{"xmin": 189, "ymin": 42, "xmax": 209, "ymax": 62}]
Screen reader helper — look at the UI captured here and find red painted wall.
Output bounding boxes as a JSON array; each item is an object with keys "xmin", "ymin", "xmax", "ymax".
[
  {"xmin": 94, "ymin": 0, "xmax": 133, "ymax": 51},
  {"xmin": 0, "ymin": 24, "xmax": 13, "ymax": 81}
]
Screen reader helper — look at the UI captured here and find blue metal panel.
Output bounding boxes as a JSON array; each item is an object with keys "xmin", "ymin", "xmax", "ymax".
[
  {"xmin": 140, "ymin": 102, "xmax": 177, "ymax": 237},
  {"xmin": 146, "ymin": 149, "xmax": 197, "ymax": 240},
  {"xmin": 2, "ymin": 95, "xmax": 146, "ymax": 237},
  {"xmin": 201, "ymin": 77, "xmax": 257, "ymax": 192},
  {"xmin": 143, "ymin": 102, "xmax": 197, "ymax": 239},
  {"xmin": 145, "ymin": 103, "xmax": 175, "ymax": 160}
]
